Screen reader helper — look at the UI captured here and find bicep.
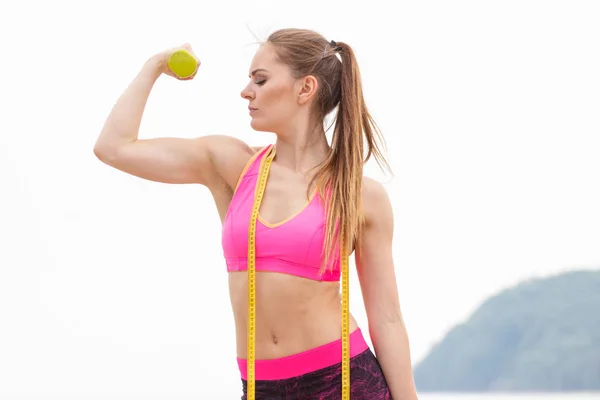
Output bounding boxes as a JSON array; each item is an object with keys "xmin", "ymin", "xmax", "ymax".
[
  {"xmin": 96, "ymin": 135, "xmax": 253, "ymax": 186},
  {"xmin": 355, "ymin": 179, "xmax": 403, "ymax": 327}
]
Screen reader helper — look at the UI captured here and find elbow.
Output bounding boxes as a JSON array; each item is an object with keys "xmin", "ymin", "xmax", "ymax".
[
  {"xmin": 369, "ymin": 307, "xmax": 404, "ymax": 330},
  {"xmin": 368, "ymin": 316, "xmax": 408, "ymax": 342},
  {"xmin": 93, "ymin": 126, "xmax": 137, "ymax": 163},
  {"xmin": 93, "ymin": 138, "xmax": 120, "ymax": 165},
  {"xmin": 93, "ymin": 142, "xmax": 111, "ymax": 162},
  {"xmin": 93, "ymin": 143, "xmax": 105, "ymax": 160},
  {"xmin": 93, "ymin": 130, "xmax": 127, "ymax": 163}
]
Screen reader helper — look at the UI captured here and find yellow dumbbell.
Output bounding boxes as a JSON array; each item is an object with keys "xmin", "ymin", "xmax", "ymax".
[{"xmin": 167, "ymin": 49, "xmax": 198, "ymax": 79}]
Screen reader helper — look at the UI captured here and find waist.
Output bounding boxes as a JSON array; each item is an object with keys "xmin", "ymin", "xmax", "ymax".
[{"xmin": 237, "ymin": 327, "xmax": 369, "ymax": 380}]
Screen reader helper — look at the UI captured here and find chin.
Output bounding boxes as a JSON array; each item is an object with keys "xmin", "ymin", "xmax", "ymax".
[{"xmin": 250, "ymin": 118, "xmax": 273, "ymax": 132}]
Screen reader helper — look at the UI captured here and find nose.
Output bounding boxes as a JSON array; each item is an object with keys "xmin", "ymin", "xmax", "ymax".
[{"xmin": 240, "ymin": 84, "xmax": 255, "ymax": 101}]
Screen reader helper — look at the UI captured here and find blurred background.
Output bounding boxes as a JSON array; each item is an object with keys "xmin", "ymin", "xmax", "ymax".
[{"xmin": 0, "ymin": 0, "xmax": 598, "ymax": 398}]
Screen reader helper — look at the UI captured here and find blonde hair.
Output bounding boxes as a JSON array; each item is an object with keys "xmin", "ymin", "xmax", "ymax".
[{"xmin": 267, "ymin": 28, "xmax": 391, "ymax": 272}]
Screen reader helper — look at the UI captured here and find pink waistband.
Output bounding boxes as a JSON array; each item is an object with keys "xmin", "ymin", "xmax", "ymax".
[{"xmin": 237, "ymin": 328, "xmax": 369, "ymax": 381}]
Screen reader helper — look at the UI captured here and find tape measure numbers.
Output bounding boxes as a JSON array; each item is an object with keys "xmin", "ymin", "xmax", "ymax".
[
  {"xmin": 246, "ymin": 145, "xmax": 351, "ymax": 400},
  {"xmin": 341, "ymin": 238, "xmax": 350, "ymax": 398}
]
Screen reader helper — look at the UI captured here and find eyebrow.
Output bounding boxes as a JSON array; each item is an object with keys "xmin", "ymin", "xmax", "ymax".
[{"xmin": 249, "ymin": 68, "xmax": 269, "ymax": 78}]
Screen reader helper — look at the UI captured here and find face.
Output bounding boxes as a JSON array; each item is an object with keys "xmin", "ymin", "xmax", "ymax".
[{"xmin": 240, "ymin": 44, "xmax": 307, "ymax": 133}]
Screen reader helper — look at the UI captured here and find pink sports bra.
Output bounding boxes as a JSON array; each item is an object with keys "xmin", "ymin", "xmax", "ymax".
[{"xmin": 221, "ymin": 145, "xmax": 341, "ymax": 281}]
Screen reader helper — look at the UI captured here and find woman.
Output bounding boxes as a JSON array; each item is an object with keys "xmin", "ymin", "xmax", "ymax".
[{"xmin": 94, "ymin": 28, "xmax": 418, "ymax": 400}]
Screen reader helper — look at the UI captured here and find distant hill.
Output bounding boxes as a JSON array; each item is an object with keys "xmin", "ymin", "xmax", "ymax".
[{"xmin": 413, "ymin": 269, "xmax": 600, "ymax": 392}]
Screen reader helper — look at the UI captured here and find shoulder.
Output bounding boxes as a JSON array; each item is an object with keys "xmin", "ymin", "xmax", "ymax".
[
  {"xmin": 362, "ymin": 176, "xmax": 389, "ymax": 201},
  {"xmin": 361, "ymin": 176, "xmax": 393, "ymax": 228},
  {"xmin": 196, "ymin": 135, "xmax": 266, "ymax": 190}
]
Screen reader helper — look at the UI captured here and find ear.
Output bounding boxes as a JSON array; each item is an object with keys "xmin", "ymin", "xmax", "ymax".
[{"xmin": 296, "ymin": 75, "xmax": 319, "ymax": 105}]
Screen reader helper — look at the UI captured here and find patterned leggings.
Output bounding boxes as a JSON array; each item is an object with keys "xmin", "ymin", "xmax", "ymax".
[{"xmin": 240, "ymin": 348, "xmax": 391, "ymax": 399}]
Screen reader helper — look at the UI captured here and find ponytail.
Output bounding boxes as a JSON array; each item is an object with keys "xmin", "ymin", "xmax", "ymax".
[
  {"xmin": 266, "ymin": 29, "xmax": 391, "ymax": 274},
  {"xmin": 312, "ymin": 41, "xmax": 391, "ymax": 273}
]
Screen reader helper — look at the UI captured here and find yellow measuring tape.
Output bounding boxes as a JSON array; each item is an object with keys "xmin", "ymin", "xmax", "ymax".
[
  {"xmin": 247, "ymin": 145, "xmax": 351, "ymax": 399},
  {"xmin": 341, "ymin": 237, "xmax": 350, "ymax": 398}
]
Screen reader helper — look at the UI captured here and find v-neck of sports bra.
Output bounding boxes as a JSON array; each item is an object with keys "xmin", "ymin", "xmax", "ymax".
[{"xmin": 256, "ymin": 145, "xmax": 320, "ymax": 229}]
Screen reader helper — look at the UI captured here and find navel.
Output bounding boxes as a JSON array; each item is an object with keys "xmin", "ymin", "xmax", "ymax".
[{"xmin": 272, "ymin": 335, "xmax": 278, "ymax": 344}]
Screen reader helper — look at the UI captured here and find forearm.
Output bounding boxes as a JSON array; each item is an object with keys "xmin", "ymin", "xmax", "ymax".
[
  {"xmin": 370, "ymin": 321, "xmax": 419, "ymax": 400},
  {"xmin": 94, "ymin": 56, "xmax": 164, "ymax": 156}
]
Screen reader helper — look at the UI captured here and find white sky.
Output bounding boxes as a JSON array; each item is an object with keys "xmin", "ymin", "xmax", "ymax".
[{"xmin": 1, "ymin": 0, "xmax": 599, "ymax": 397}]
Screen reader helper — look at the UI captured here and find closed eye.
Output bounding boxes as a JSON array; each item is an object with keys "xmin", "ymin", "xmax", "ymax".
[{"xmin": 255, "ymin": 80, "xmax": 266, "ymax": 86}]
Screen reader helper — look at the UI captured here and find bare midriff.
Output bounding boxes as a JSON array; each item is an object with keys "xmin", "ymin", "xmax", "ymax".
[{"xmin": 228, "ymin": 271, "xmax": 359, "ymax": 360}]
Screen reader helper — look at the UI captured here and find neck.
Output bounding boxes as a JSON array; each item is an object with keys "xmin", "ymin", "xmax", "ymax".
[
  {"xmin": 273, "ymin": 135, "xmax": 329, "ymax": 175},
  {"xmin": 273, "ymin": 119, "xmax": 330, "ymax": 175}
]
